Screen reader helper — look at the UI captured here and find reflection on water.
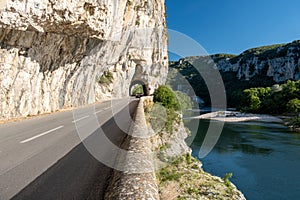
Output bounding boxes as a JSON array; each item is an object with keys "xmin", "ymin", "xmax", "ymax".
[
  {"xmin": 233, "ymin": 143, "xmax": 272, "ymax": 155},
  {"xmin": 189, "ymin": 120, "xmax": 300, "ymax": 200}
]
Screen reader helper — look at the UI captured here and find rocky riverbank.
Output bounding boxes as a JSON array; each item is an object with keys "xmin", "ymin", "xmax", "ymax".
[
  {"xmin": 143, "ymin": 98, "xmax": 246, "ymax": 200},
  {"xmin": 152, "ymin": 121, "xmax": 246, "ymax": 200}
]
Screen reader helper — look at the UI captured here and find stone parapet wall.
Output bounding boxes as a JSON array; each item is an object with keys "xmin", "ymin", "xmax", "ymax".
[{"xmin": 105, "ymin": 97, "xmax": 159, "ymax": 199}]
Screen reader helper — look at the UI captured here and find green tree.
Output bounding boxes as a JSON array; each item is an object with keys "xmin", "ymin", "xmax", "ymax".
[
  {"xmin": 132, "ymin": 84, "xmax": 144, "ymax": 95},
  {"xmin": 249, "ymin": 95, "xmax": 261, "ymax": 112},
  {"xmin": 153, "ymin": 85, "xmax": 180, "ymax": 110},
  {"xmin": 287, "ymin": 98, "xmax": 300, "ymax": 113},
  {"xmin": 282, "ymin": 80, "xmax": 297, "ymax": 100},
  {"xmin": 240, "ymin": 88, "xmax": 262, "ymax": 112}
]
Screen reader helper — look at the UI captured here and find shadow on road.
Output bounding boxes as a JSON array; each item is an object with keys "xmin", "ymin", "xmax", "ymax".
[{"xmin": 12, "ymin": 100, "xmax": 138, "ymax": 200}]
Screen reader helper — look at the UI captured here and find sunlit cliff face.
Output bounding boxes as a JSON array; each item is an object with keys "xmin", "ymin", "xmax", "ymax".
[{"xmin": 0, "ymin": 0, "xmax": 168, "ymax": 120}]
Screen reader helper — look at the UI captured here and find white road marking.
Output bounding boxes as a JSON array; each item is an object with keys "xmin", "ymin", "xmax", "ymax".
[
  {"xmin": 95, "ymin": 110, "xmax": 102, "ymax": 114},
  {"xmin": 20, "ymin": 126, "xmax": 64, "ymax": 144},
  {"xmin": 72, "ymin": 115, "xmax": 90, "ymax": 123},
  {"xmin": 95, "ymin": 107, "xmax": 111, "ymax": 114},
  {"xmin": 94, "ymin": 100, "xmax": 127, "ymax": 114}
]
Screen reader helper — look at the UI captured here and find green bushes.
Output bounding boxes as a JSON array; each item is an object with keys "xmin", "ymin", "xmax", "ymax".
[
  {"xmin": 239, "ymin": 80, "xmax": 300, "ymax": 114},
  {"xmin": 168, "ymin": 61, "xmax": 276, "ymax": 108},
  {"xmin": 157, "ymin": 156, "xmax": 185, "ymax": 183},
  {"xmin": 286, "ymin": 99, "xmax": 300, "ymax": 128},
  {"xmin": 159, "ymin": 166, "xmax": 182, "ymax": 183},
  {"xmin": 97, "ymin": 70, "xmax": 114, "ymax": 85},
  {"xmin": 240, "ymin": 87, "xmax": 271, "ymax": 113},
  {"xmin": 223, "ymin": 173, "xmax": 233, "ymax": 188},
  {"xmin": 153, "ymin": 85, "xmax": 180, "ymax": 110},
  {"xmin": 185, "ymin": 153, "xmax": 192, "ymax": 165},
  {"xmin": 152, "ymin": 85, "xmax": 193, "ymax": 134},
  {"xmin": 153, "ymin": 85, "xmax": 193, "ymax": 111},
  {"xmin": 229, "ymin": 43, "xmax": 285, "ymax": 64},
  {"xmin": 131, "ymin": 84, "xmax": 144, "ymax": 96},
  {"xmin": 165, "ymin": 108, "xmax": 179, "ymax": 133},
  {"xmin": 287, "ymin": 98, "xmax": 300, "ymax": 113},
  {"xmin": 287, "ymin": 117, "xmax": 300, "ymax": 128}
]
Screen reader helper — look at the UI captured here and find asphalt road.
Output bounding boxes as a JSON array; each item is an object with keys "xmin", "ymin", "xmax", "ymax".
[{"xmin": 0, "ymin": 98, "xmax": 138, "ymax": 200}]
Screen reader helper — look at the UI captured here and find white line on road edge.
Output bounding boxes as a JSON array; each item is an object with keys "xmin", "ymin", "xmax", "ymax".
[
  {"xmin": 20, "ymin": 126, "xmax": 64, "ymax": 144},
  {"xmin": 72, "ymin": 115, "xmax": 90, "ymax": 123}
]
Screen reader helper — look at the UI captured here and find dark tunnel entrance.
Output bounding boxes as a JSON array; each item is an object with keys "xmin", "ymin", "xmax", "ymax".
[{"xmin": 129, "ymin": 80, "xmax": 148, "ymax": 97}]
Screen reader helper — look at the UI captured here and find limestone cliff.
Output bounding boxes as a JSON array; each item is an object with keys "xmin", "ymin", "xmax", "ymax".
[
  {"xmin": 0, "ymin": 0, "xmax": 168, "ymax": 120},
  {"xmin": 180, "ymin": 40, "xmax": 300, "ymax": 83}
]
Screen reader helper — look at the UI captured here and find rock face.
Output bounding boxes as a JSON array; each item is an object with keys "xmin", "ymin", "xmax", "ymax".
[
  {"xmin": 181, "ymin": 40, "xmax": 300, "ymax": 83},
  {"xmin": 0, "ymin": 0, "xmax": 168, "ymax": 120}
]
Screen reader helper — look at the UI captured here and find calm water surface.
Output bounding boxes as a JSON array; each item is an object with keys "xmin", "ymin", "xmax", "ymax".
[{"xmin": 189, "ymin": 120, "xmax": 300, "ymax": 200}]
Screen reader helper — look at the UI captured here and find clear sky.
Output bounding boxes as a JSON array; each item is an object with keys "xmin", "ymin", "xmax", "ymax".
[{"xmin": 166, "ymin": 0, "xmax": 300, "ymax": 60}]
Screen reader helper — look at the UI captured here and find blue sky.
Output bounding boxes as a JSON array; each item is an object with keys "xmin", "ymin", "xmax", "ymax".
[{"xmin": 166, "ymin": 0, "xmax": 300, "ymax": 60}]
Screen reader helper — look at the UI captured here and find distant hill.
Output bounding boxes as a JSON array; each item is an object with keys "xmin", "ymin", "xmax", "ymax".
[{"xmin": 168, "ymin": 40, "xmax": 300, "ymax": 107}]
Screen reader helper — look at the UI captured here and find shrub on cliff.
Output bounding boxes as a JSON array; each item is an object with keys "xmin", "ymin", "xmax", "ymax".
[
  {"xmin": 152, "ymin": 85, "xmax": 185, "ymax": 134},
  {"xmin": 153, "ymin": 85, "xmax": 180, "ymax": 110},
  {"xmin": 223, "ymin": 173, "xmax": 233, "ymax": 188},
  {"xmin": 97, "ymin": 70, "xmax": 114, "ymax": 85}
]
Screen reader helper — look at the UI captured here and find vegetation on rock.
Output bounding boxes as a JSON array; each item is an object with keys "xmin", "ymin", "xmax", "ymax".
[
  {"xmin": 150, "ymin": 85, "xmax": 193, "ymax": 133},
  {"xmin": 147, "ymin": 86, "xmax": 178, "ymax": 134},
  {"xmin": 238, "ymin": 80, "xmax": 300, "ymax": 129},
  {"xmin": 168, "ymin": 61, "xmax": 275, "ymax": 107},
  {"xmin": 97, "ymin": 70, "xmax": 114, "ymax": 85},
  {"xmin": 223, "ymin": 173, "xmax": 233, "ymax": 188},
  {"xmin": 168, "ymin": 40, "xmax": 300, "ymax": 108},
  {"xmin": 153, "ymin": 85, "xmax": 180, "ymax": 110},
  {"xmin": 131, "ymin": 84, "xmax": 144, "ymax": 96},
  {"xmin": 143, "ymin": 89, "xmax": 245, "ymax": 199},
  {"xmin": 239, "ymin": 80, "xmax": 300, "ymax": 114},
  {"xmin": 157, "ymin": 155, "xmax": 244, "ymax": 200}
]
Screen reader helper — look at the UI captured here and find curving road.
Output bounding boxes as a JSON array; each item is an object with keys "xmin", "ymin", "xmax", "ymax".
[{"xmin": 0, "ymin": 98, "xmax": 138, "ymax": 200}]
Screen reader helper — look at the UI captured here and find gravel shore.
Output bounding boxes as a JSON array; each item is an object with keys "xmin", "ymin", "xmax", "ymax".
[{"xmin": 191, "ymin": 111, "xmax": 284, "ymax": 123}]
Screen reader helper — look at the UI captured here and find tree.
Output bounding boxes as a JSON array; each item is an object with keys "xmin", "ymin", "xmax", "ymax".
[
  {"xmin": 282, "ymin": 80, "xmax": 297, "ymax": 100},
  {"xmin": 240, "ymin": 88, "xmax": 262, "ymax": 112},
  {"xmin": 132, "ymin": 84, "xmax": 144, "ymax": 96},
  {"xmin": 249, "ymin": 95, "xmax": 261, "ymax": 112},
  {"xmin": 287, "ymin": 98, "xmax": 300, "ymax": 114},
  {"xmin": 153, "ymin": 85, "xmax": 180, "ymax": 110}
]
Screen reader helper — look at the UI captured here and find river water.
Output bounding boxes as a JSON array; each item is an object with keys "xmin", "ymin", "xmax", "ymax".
[{"xmin": 189, "ymin": 119, "xmax": 300, "ymax": 200}]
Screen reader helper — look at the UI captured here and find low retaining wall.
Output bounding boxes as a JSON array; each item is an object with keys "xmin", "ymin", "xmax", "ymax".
[{"xmin": 105, "ymin": 97, "xmax": 159, "ymax": 199}]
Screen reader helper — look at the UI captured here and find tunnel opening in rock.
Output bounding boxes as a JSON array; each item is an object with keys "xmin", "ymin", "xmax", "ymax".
[{"xmin": 129, "ymin": 80, "xmax": 148, "ymax": 97}]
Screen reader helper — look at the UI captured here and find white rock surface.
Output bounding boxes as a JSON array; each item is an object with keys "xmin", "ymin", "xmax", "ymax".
[
  {"xmin": 183, "ymin": 41, "xmax": 300, "ymax": 83},
  {"xmin": 0, "ymin": 0, "xmax": 168, "ymax": 120}
]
